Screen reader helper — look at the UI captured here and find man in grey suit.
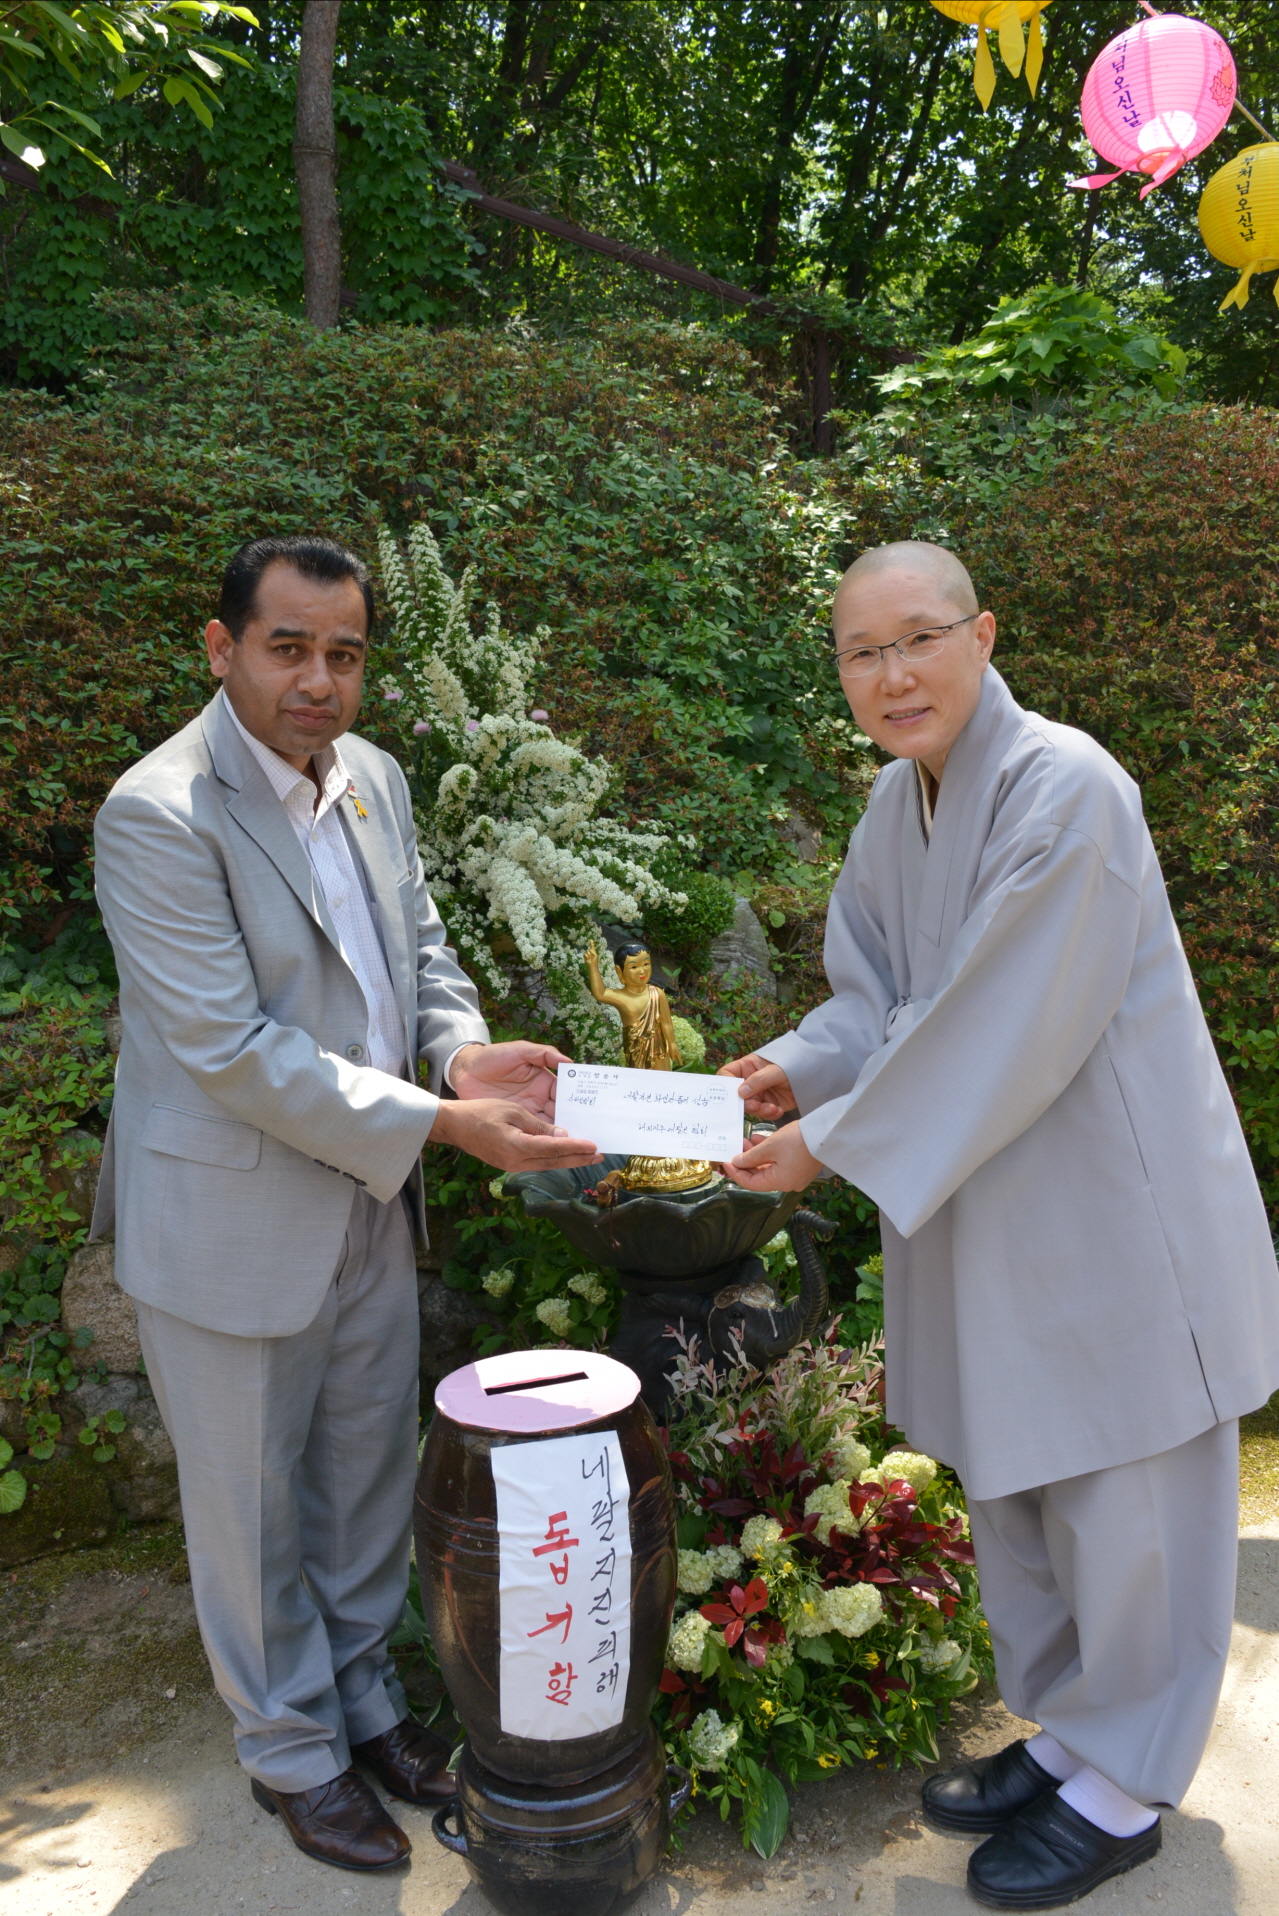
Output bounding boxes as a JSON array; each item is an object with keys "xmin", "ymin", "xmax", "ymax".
[
  {"xmin": 93, "ymin": 535, "xmax": 600, "ymax": 1873},
  {"xmin": 721, "ymin": 542, "xmax": 1279, "ymax": 1909}
]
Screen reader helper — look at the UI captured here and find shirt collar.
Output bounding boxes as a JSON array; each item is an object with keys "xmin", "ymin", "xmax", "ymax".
[{"xmin": 222, "ymin": 692, "xmax": 350, "ymax": 822}]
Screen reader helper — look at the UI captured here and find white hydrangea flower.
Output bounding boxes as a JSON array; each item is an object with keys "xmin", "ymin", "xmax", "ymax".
[
  {"xmin": 669, "ymin": 1014, "xmax": 706, "ymax": 1069},
  {"xmin": 705, "ymin": 1543, "xmax": 745, "ymax": 1582},
  {"xmin": 917, "ymin": 1636, "xmax": 963, "ymax": 1673},
  {"xmin": 804, "ymin": 1479, "xmax": 859, "ymax": 1546},
  {"xmin": 666, "ymin": 1610, "xmax": 712, "ymax": 1671},
  {"xmin": 829, "ymin": 1431, "xmax": 872, "ymax": 1481},
  {"xmin": 567, "ymin": 1272, "xmax": 608, "ymax": 1310},
  {"xmin": 488, "ymin": 1175, "xmax": 508, "ymax": 1199},
  {"xmin": 789, "ymin": 1594, "xmax": 832, "ymax": 1639},
  {"xmin": 534, "ymin": 1296, "xmax": 573, "ymax": 1338},
  {"xmin": 819, "ymin": 1583, "xmax": 884, "ymax": 1639},
  {"xmin": 481, "ymin": 1266, "xmax": 515, "ymax": 1298},
  {"xmin": 688, "ymin": 1708, "xmax": 741, "ymax": 1772},
  {"xmin": 676, "ymin": 1550, "xmax": 715, "ymax": 1596},
  {"xmin": 740, "ymin": 1515, "xmax": 784, "ymax": 1560},
  {"xmin": 861, "ymin": 1451, "xmax": 938, "ymax": 1494}
]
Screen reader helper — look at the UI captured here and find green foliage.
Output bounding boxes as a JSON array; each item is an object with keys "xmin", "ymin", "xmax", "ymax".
[
  {"xmin": 644, "ymin": 863, "xmax": 736, "ymax": 970},
  {"xmin": 656, "ymin": 1333, "xmax": 991, "ymax": 1848},
  {"xmin": 0, "ymin": 2, "xmax": 256, "ymax": 167},
  {"xmin": 0, "ymin": 294, "xmax": 864, "ymax": 915},
  {"xmin": 1, "ymin": 64, "xmax": 481, "ymax": 381},
  {"xmin": 878, "ymin": 285, "xmax": 1189, "ymax": 404},
  {"xmin": 0, "ymin": 918, "xmax": 115, "ymax": 1505},
  {"xmin": 943, "ymin": 406, "xmax": 1279, "ymax": 1215},
  {"xmin": 422, "ymin": 1149, "xmax": 620, "ymax": 1355},
  {"xmin": 78, "ymin": 1405, "xmax": 126, "ymax": 1462}
]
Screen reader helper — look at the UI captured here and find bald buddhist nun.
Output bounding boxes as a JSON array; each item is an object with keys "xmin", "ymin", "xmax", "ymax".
[{"xmin": 721, "ymin": 542, "xmax": 1279, "ymax": 1911}]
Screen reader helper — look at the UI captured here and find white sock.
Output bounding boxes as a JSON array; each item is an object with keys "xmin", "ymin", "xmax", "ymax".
[
  {"xmin": 1024, "ymin": 1731, "xmax": 1082, "ymax": 1783},
  {"xmin": 1058, "ymin": 1765, "xmax": 1159, "ymax": 1838}
]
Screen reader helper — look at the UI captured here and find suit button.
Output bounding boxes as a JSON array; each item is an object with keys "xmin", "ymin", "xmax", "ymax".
[{"xmin": 346, "ymin": 1043, "xmax": 364, "ymax": 1061}]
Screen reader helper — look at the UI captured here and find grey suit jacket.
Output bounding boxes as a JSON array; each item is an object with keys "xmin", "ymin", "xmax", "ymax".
[
  {"xmin": 91, "ymin": 689, "xmax": 489, "ymax": 1337},
  {"xmin": 762, "ymin": 667, "xmax": 1279, "ymax": 1498}
]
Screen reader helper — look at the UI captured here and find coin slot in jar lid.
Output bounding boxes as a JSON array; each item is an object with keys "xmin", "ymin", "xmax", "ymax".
[
  {"xmin": 484, "ymin": 1371, "xmax": 589, "ymax": 1396},
  {"xmin": 436, "ymin": 1349, "xmax": 640, "ymax": 1430}
]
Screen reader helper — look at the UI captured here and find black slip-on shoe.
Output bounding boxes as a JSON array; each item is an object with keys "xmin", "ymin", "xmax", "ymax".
[
  {"xmin": 967, "ymin": 1792, "xmax": 1161, "ymax": 1909},
  {"xmin": 922, "ymin": 1739, "xmax": 1058, "ymax": 1835}
]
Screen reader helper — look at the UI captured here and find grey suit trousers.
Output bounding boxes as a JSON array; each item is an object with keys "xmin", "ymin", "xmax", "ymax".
[
  {"xmin": 967, "ymin": 1418, "xmax": 1238, "ymax": 1807},
  {"xmin": 135, "ymin": 1188, "xmax": 419, "ymax": 1790}
]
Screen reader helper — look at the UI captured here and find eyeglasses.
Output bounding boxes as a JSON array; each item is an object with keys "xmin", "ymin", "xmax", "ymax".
[{"xmin": 834, "ymin": 613, "xmax": 979, "ymax": 680}]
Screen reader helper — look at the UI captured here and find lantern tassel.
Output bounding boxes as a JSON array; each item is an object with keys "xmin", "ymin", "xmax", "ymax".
[
  {"xmin": 1218, "ymin": 267, "xmax": 1255, "ymax": 312},
  {"xmin": 1025, "ymin": 9, "xmax": 1044, "ymax": 96},
  {"xmin": 973, "ymin": 27, "xmax": 997, "ymax": 109},
  {"xmin": 1218, "ymin": 261, "xmax": 1279, "ymax": 313},
  {"xmin": 997, "ymin": 1, "xmax": 1024, "ymax": 77},
  {"xmin": 1069, "ymin": 168, "xmax": 1126, "ymax": 191},
  {"xmin": 1138, "ymin": 149, "xmax": 1189, "ymax": 200}
]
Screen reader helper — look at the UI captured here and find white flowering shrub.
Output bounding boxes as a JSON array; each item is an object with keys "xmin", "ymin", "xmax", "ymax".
[{"xmin": 376, "ymin": 521, "xmax": 690, "ymax": 1060}]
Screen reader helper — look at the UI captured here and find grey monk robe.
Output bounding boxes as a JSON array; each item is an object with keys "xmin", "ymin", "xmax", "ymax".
[{"xmin": 760, "ymin": 667, "xmax": 1279, "ymax": 1502}]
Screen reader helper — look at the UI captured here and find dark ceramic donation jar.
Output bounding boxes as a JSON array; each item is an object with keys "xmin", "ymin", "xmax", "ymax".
[
  {"xmin": 433, "ymin": 1729, "xmax": 691, "ymax": 1916},
  {"xmin": 416, "ymin": 1349, "xmax": 676, "ymax": 1788}
]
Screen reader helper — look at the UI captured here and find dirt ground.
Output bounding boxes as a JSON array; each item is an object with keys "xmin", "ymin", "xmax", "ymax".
[{"xmin": 2, "ymin": 1518, "xmax": 1277, "ymax": 1916}]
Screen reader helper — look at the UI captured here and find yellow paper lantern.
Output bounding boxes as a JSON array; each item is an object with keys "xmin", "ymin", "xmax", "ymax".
[
  {"xmin": 932, "ymin": 2, "xmax": 1051, "ymax": 110},
  {"xmin": 1198, "ymin": 142, "xmax": 1279, "ymax": 311}
]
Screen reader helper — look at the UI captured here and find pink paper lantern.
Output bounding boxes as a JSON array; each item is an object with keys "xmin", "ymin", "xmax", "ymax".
[{"xmin": 1071, "ymin": 13, "xmax": 1236, "ymax": 201}]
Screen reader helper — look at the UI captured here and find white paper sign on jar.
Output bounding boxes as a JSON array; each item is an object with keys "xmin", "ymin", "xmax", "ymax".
[{"xmin": 491, "ymin": 1430, "xmax": 633, "ymax": 1741}]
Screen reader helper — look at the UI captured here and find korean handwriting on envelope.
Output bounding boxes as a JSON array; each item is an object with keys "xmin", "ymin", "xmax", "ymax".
[{"xmin": 554, "ymin": 1062, "xmax": 745, "ymax": 1162}]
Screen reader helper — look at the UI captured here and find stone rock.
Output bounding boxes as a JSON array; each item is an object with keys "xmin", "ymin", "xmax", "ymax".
[
  {"xmin": 104, "ymin": 1385, "xmax": 181, "ymax": 1524},
  {"xmin": 708, "ymin": 897, "xmax": 777, "ymax": 998},
  {"xmin": 778, "ymin": 808, "xmax": 823, "ymax": 863},
  {"xmin": 0, "ymin": 1448, "xmax": 116, "ymax": 1571},
  {"xmin": 0, "ymin": 1396, "xmax": 27, "ymax": 1449},
  {"xmin": 417, "ymin": 1271, "xmax": 491, "ymax": 1398},
  {"xmin": 44, "ymin": 1128, "xmax": 103, "ymax": 1228},
  {"xmin": 0, "ymin": 1377, "xmax": 182, "ymax": 1564},
  {"xmin": 0, "ymin": 1231, "xmax": 36, "ymax": 1277},
  {"xmin": 417, "ymin": 1207, "xmax": 463, "ymax": 1276},
  {"xmin": 61, "ymin": 1241, "xmax": 142, "ymax": 1374}
]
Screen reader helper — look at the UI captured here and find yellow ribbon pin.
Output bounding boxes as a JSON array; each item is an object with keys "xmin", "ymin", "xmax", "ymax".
[{"xmin": 347, "ymin": 783, "xmax": 368, "ymax": 820}]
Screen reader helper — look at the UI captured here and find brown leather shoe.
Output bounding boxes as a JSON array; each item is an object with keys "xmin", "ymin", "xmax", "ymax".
[
  {"xmin": 250, "ymin": 1768, "xmax": 410, "ymax": 1871},
  {"xmin": 351, "ymin": 1717, "xmax": 456, "ymax": 1804}
]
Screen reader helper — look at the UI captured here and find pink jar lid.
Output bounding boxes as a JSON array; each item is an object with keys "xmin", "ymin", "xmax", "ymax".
[{"xmin": 435, "ymin": 1348, "xmax": 640, "ymax": 1434}]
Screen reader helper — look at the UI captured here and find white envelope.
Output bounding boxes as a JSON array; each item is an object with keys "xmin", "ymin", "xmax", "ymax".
[{"xmin": 554, "ymin": 1062, "xmax": 745, "ymax": 1161}]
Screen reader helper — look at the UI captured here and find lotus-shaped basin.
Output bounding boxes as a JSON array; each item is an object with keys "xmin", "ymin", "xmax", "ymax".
[{"xmin": 505, "ymin": 1158, "xmax": 803, "ymax": 1284}]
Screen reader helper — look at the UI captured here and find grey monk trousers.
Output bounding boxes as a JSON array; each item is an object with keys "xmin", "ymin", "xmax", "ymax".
[
  {"xmin": 135, "ymin": 1187, "xmax": 419, "ymax": 1790},
  {"xmin": 967, "ymin": 1418, "xmax": 1239, "ymax": 1808}
]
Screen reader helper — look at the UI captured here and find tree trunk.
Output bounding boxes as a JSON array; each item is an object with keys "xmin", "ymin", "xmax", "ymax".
[
  {"xmin": 294, "ymin": 0, "xmax": 342, "ymax": 329},
  {"xmin": 811, "ymin": 331, "xmax": 834, "ymax": 456}
]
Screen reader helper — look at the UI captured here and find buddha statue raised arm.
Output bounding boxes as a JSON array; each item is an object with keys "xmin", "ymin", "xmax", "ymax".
[
  {"xmin": 583, "ymin": 938, "xmax": 713, "ymax": 1193},
  {"xmin": 584, "ymin": 939, "xmax": 683, "ymax": 1070}
]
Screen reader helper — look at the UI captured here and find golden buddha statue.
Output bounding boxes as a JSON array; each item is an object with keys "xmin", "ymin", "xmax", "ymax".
[{"xmin": 584, "ymin": 938, "xmax": 714, "ymax": 1193}]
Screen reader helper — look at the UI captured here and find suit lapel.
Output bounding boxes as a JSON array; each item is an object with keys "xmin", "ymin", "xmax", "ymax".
[{"xmin": 202, "ymin": 694, "xmax": 345, "ymax": 957}]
